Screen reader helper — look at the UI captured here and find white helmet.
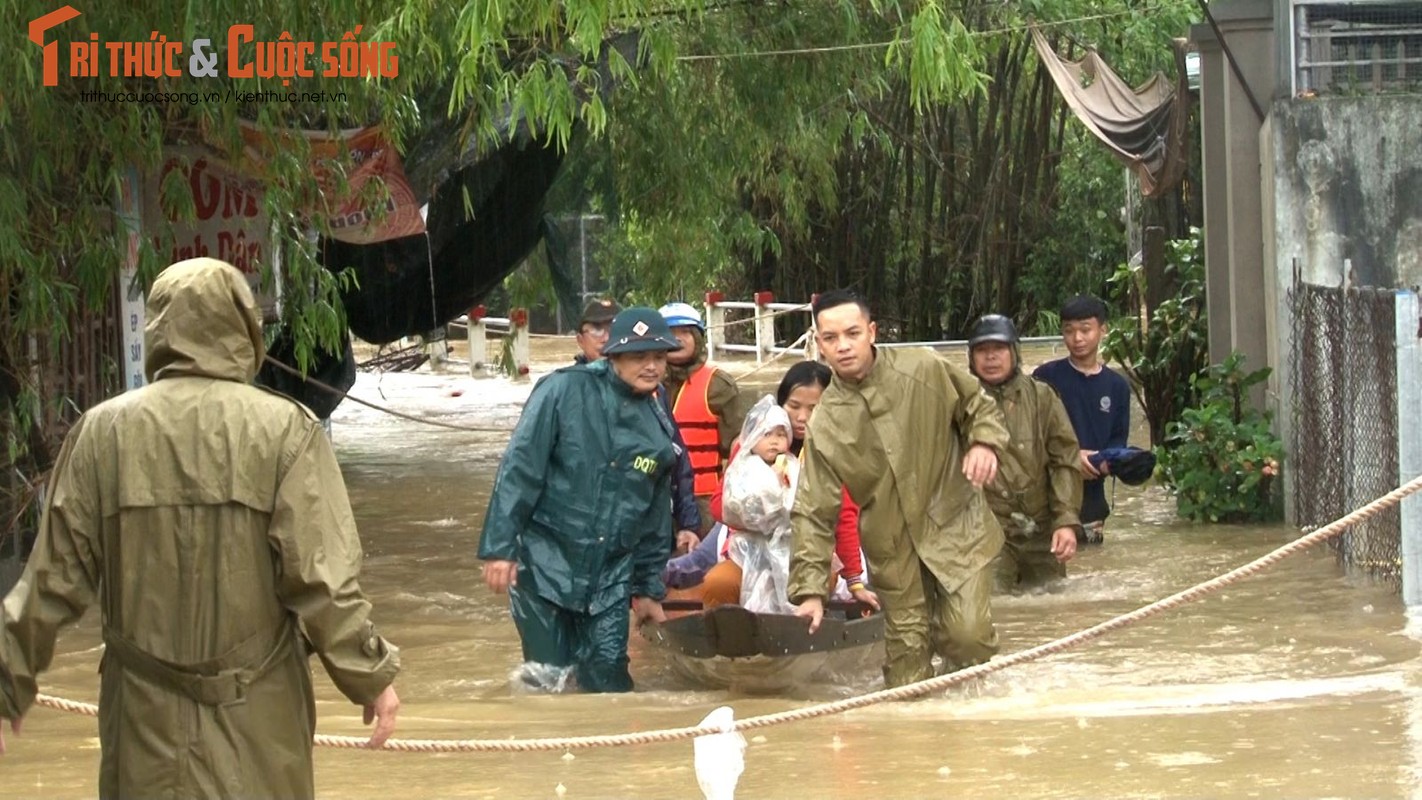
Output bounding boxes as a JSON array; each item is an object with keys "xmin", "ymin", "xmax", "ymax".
[{"xmin": 658, "ymin": 302, "xmax": 705, "ymax": 331}]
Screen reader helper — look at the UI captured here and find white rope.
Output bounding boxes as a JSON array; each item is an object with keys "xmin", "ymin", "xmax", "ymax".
[{"xmin": 35, "ymin": 473, "xmax": 1422, "ymax": 752}]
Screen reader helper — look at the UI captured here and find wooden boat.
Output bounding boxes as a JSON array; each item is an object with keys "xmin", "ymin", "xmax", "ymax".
[{"xmin": 640, "ymin": 600, "xmax": 884, "ymax": 691}]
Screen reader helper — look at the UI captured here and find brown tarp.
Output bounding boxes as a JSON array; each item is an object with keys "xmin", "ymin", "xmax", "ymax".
[{"xmin": 1031, "ymin": 28, "xmax": 1191, "ymax": 198}]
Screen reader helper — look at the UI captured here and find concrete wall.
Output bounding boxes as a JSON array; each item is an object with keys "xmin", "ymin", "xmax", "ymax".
[
  {"xmin": 1264, "ymin": 95, "xmax": 1422, "ymax": 526},
  {"xmin": 1268, "ymin": 97, "xmax": 1422, "ymax": 289},
  {"xmin": 1194, "ymin": 2, "xmax": 1422, "ymax": 529}
]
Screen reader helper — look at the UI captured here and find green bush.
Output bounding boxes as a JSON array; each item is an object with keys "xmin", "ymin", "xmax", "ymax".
[{"xmin": 1156, "ymin": 352, "xmax": 1284, "ymax": 523}]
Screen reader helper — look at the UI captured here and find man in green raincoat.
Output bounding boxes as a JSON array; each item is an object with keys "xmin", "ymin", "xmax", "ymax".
[
  {"xmin": 789, "ymin": 290, "xmax": 1010, "ymax": 688},
  {"xmin": 967, "ymin": 314, "xmax": 1083, "ymax": 591},
  {"xmin": 0, "ymin": 258, "xmax": 400, "ymax": 797},
  {"xmin": 479, "ymin": 307, "xmax": 680, "ymax": 693}
]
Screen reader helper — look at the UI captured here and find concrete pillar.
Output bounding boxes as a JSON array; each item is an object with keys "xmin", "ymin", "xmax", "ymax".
[
  {"xmin": 805, "ymin": 293, "xmax": 821, "ymax": 362},
  {"xmin": 1191, "ymin": 0, "xmax": 1277, "ymax": 396},
  {"xmin": 1397, "ymin": 291, "xmax": 1422, "ymax": 605},
  {"xmin": 428, "ymin": 335, "xmax": 449, "ymax": 365},
  {"xmin": 705, "ymin": 291, "xmax": 726, "ymax": 364},
  {"xmin": 753, "ymin": 291, "xmax": 775, "ymax": 365},
  {"xmin": 1196, "ymin": 26, "xmax": 1234, "ymax": 365},
  {"xmin": 509, "ymin": 308, "xmax": 531, "ymax": 379},
  {"xmin": 1221, "ymin": 10, "xmax": 1275, "ymax": 392},
  {"xmin": 466, "ymin": 305, "xmax": 487, "ymax": 377}
]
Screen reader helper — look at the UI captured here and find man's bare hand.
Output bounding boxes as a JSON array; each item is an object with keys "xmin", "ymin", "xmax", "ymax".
[
  {"xmin": 482, "ymin": 560, "xmax": 518, "ymax": 594},
  {"xmin": 674, "ymin": 529, "xmax": 700, "ymax": 555},
  {"xmin": 962, "ymin": 444, "xmax": 999, "ymax": 488},
  {"xmin": 795, "ymin": 597, "xmax": 826, "ymax": 634},
  {"xmin": 1050, "ymin": 527, "xmax": 1078, "ymax": 563},
  {"xmin": 362, "ymin": 684, "xmax": 399, "ymax": 749},
  {"xmin": 0, "ymin": 717, "xmax": 21, "ymax": 756},
  {"xmin": 632, "ymin": 596, "xmax": 667, "ymax": 625},
  {"xmin": 1078, "ymin": 449, "xmax": 1102, "ymax": 478}
]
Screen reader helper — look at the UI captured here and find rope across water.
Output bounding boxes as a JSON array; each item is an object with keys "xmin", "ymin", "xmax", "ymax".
[
  {"xmin": 34, "ymin": 473, "xmax": 1422, "ymax": 752},
  {"xmin": 265, "ymin": 322, "xmax": 812, "ymax": 435}
]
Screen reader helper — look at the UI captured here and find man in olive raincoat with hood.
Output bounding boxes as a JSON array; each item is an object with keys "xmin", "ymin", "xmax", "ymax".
[
  {"xmin": 0, "ymin": 258, "xmax": 400, "ymax": 798},
  {"xmin": 789, "ymin": 290, "xmax": 1010, "ymax": 688},
  {"xmin": 479, "ymin": 307, "xmax": 681, "ymax": 693},
  {"xmin": 967, "ymin": 314, "xmax": 1083, "ymax": 591}
]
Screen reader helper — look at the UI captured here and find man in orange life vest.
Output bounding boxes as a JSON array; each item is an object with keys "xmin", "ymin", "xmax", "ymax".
[{"xmin": 659, "ymin": 302, "xmax": 748, "ymax": 541}]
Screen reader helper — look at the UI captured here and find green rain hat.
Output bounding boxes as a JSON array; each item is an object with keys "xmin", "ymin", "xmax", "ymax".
[{"xmin": 601, "ymin": 306, "xmax": 681, "ymax": 355}]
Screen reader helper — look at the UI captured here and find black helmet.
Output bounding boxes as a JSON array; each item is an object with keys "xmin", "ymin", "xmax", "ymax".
[{"xmin": 968, "ymin": 314, "xmax": 1018, "ymax": 348}]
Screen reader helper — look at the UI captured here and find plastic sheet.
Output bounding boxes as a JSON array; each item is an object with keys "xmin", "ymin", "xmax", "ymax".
[{"xmin": 721, "ymin": 395, "xmax": 798, "ymax": 614}]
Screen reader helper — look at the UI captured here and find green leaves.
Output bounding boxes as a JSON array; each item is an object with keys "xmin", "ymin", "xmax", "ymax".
[
  {"xmin": 1156, "ymin": 352, "xmax": 1285, "ymax": 524},
  {"xmin": 892, "ymin": 5, "xmax": 986, "ymax": 113}
]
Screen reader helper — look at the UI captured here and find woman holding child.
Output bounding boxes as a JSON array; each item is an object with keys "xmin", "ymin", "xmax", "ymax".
[{"xmin": 664, "ymin": 361, "xmax": 879, "ymax": 612}]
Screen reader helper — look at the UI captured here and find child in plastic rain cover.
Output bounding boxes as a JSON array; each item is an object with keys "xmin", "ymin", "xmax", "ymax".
[{"xmin": 720, "ymin": 394, "xmax": 800, "ymax": 614}]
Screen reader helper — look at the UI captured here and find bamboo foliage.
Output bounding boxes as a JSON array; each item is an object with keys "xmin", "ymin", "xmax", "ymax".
[
  {"xmin": 586, "ymin": 0, "xmax": 1197, "ymax": 338},
  {"xmin": 2, "ymin": 0, "xmax": 1016, "ymax": 545}
]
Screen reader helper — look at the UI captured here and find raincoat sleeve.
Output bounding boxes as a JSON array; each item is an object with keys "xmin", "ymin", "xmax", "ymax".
[
  {"xmin": 1042, "ymin": 388, "xmax": 1085, "ymax": 533},
  {"xmin": 708, "ymin": 371, "xmax": 747, "ymax": 460},
  {"xmin": 660, "ymin": 387, "xmax": 702, "ymax": 532},
  {"xmin": 949, "ymin": 361, "xmax": 1010, "ymax": 453},
  {"xmin": 271, "ymin": 425, "xmax": 399, "ymax": 706},
  {"xmin": 788, "ymin": 434, "xmax": 843, "ymax": 604},
  {"xmin": 631, "ymin": 473, "xmax": 674, "ymax": 601},
  {"xmin": 0, "ymin": 421, "xmax": 100, "ymax": 721},
  {"xmin": 663, "ymin": 530, "xmax": 721, "ymax": 589},
  {"xmin": 477, "ymin": 377, "xmax": 560, "ymax": 561}
]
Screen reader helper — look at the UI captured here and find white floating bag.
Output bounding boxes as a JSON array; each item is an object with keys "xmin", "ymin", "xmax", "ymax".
[{"xmin": 694, "ymin": 706, "xmax": 746, "ymax": 800}]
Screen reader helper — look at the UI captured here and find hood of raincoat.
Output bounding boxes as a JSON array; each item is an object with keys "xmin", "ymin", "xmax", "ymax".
[
  {"xmin": 722, "ymin": 394, "xmax": 798, "ymax": 533},
  {"xmin": 144, "ymin": 258, "xmax": 266, "ymax": 384}
]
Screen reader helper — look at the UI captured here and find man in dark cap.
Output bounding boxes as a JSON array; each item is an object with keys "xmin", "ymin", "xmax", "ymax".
[
  {"xmin": 967, "ymin": 314, "xmax": 1083, "ymax": 592},
  {"xmin": 573, "ymin": 298, "xmax": 620, "ymax": 364},
  {"xmin": 479, "ymin": 307, "xmax": 682, "ymax": 692}
]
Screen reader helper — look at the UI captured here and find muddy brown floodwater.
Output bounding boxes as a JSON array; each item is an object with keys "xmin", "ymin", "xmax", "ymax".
[{"xmin": 7, "ymin": 341, "xmax": 1420, "ymax": 798}]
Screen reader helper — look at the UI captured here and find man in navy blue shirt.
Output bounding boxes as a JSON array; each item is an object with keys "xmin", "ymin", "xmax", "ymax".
[{"xmin": 1033, "ymin": 295, "xmax": 1131, "ymax": 543}]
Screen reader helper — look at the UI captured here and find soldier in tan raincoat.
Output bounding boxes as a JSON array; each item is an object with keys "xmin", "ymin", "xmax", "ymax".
[
  {"xmin": 789, "ymin": 291, "xmax": 1010, "ymax": 688},
  {"xmin": 0, "ymin": 258, "xmax": 400, "ymax": 798},
  {"xmin": 967, "ymin": 315, "xmax": 1083, "ymax": 591}
]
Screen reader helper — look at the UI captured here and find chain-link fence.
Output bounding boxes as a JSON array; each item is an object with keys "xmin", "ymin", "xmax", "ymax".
[{"xmin": 1289, "ymin": 280, "xmax": 1401, "ymax": 582}]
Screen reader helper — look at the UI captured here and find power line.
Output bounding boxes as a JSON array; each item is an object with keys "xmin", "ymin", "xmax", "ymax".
[{"xmin": 675, "ymin": 7, "xmax": 1167, "ymax": 62}]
